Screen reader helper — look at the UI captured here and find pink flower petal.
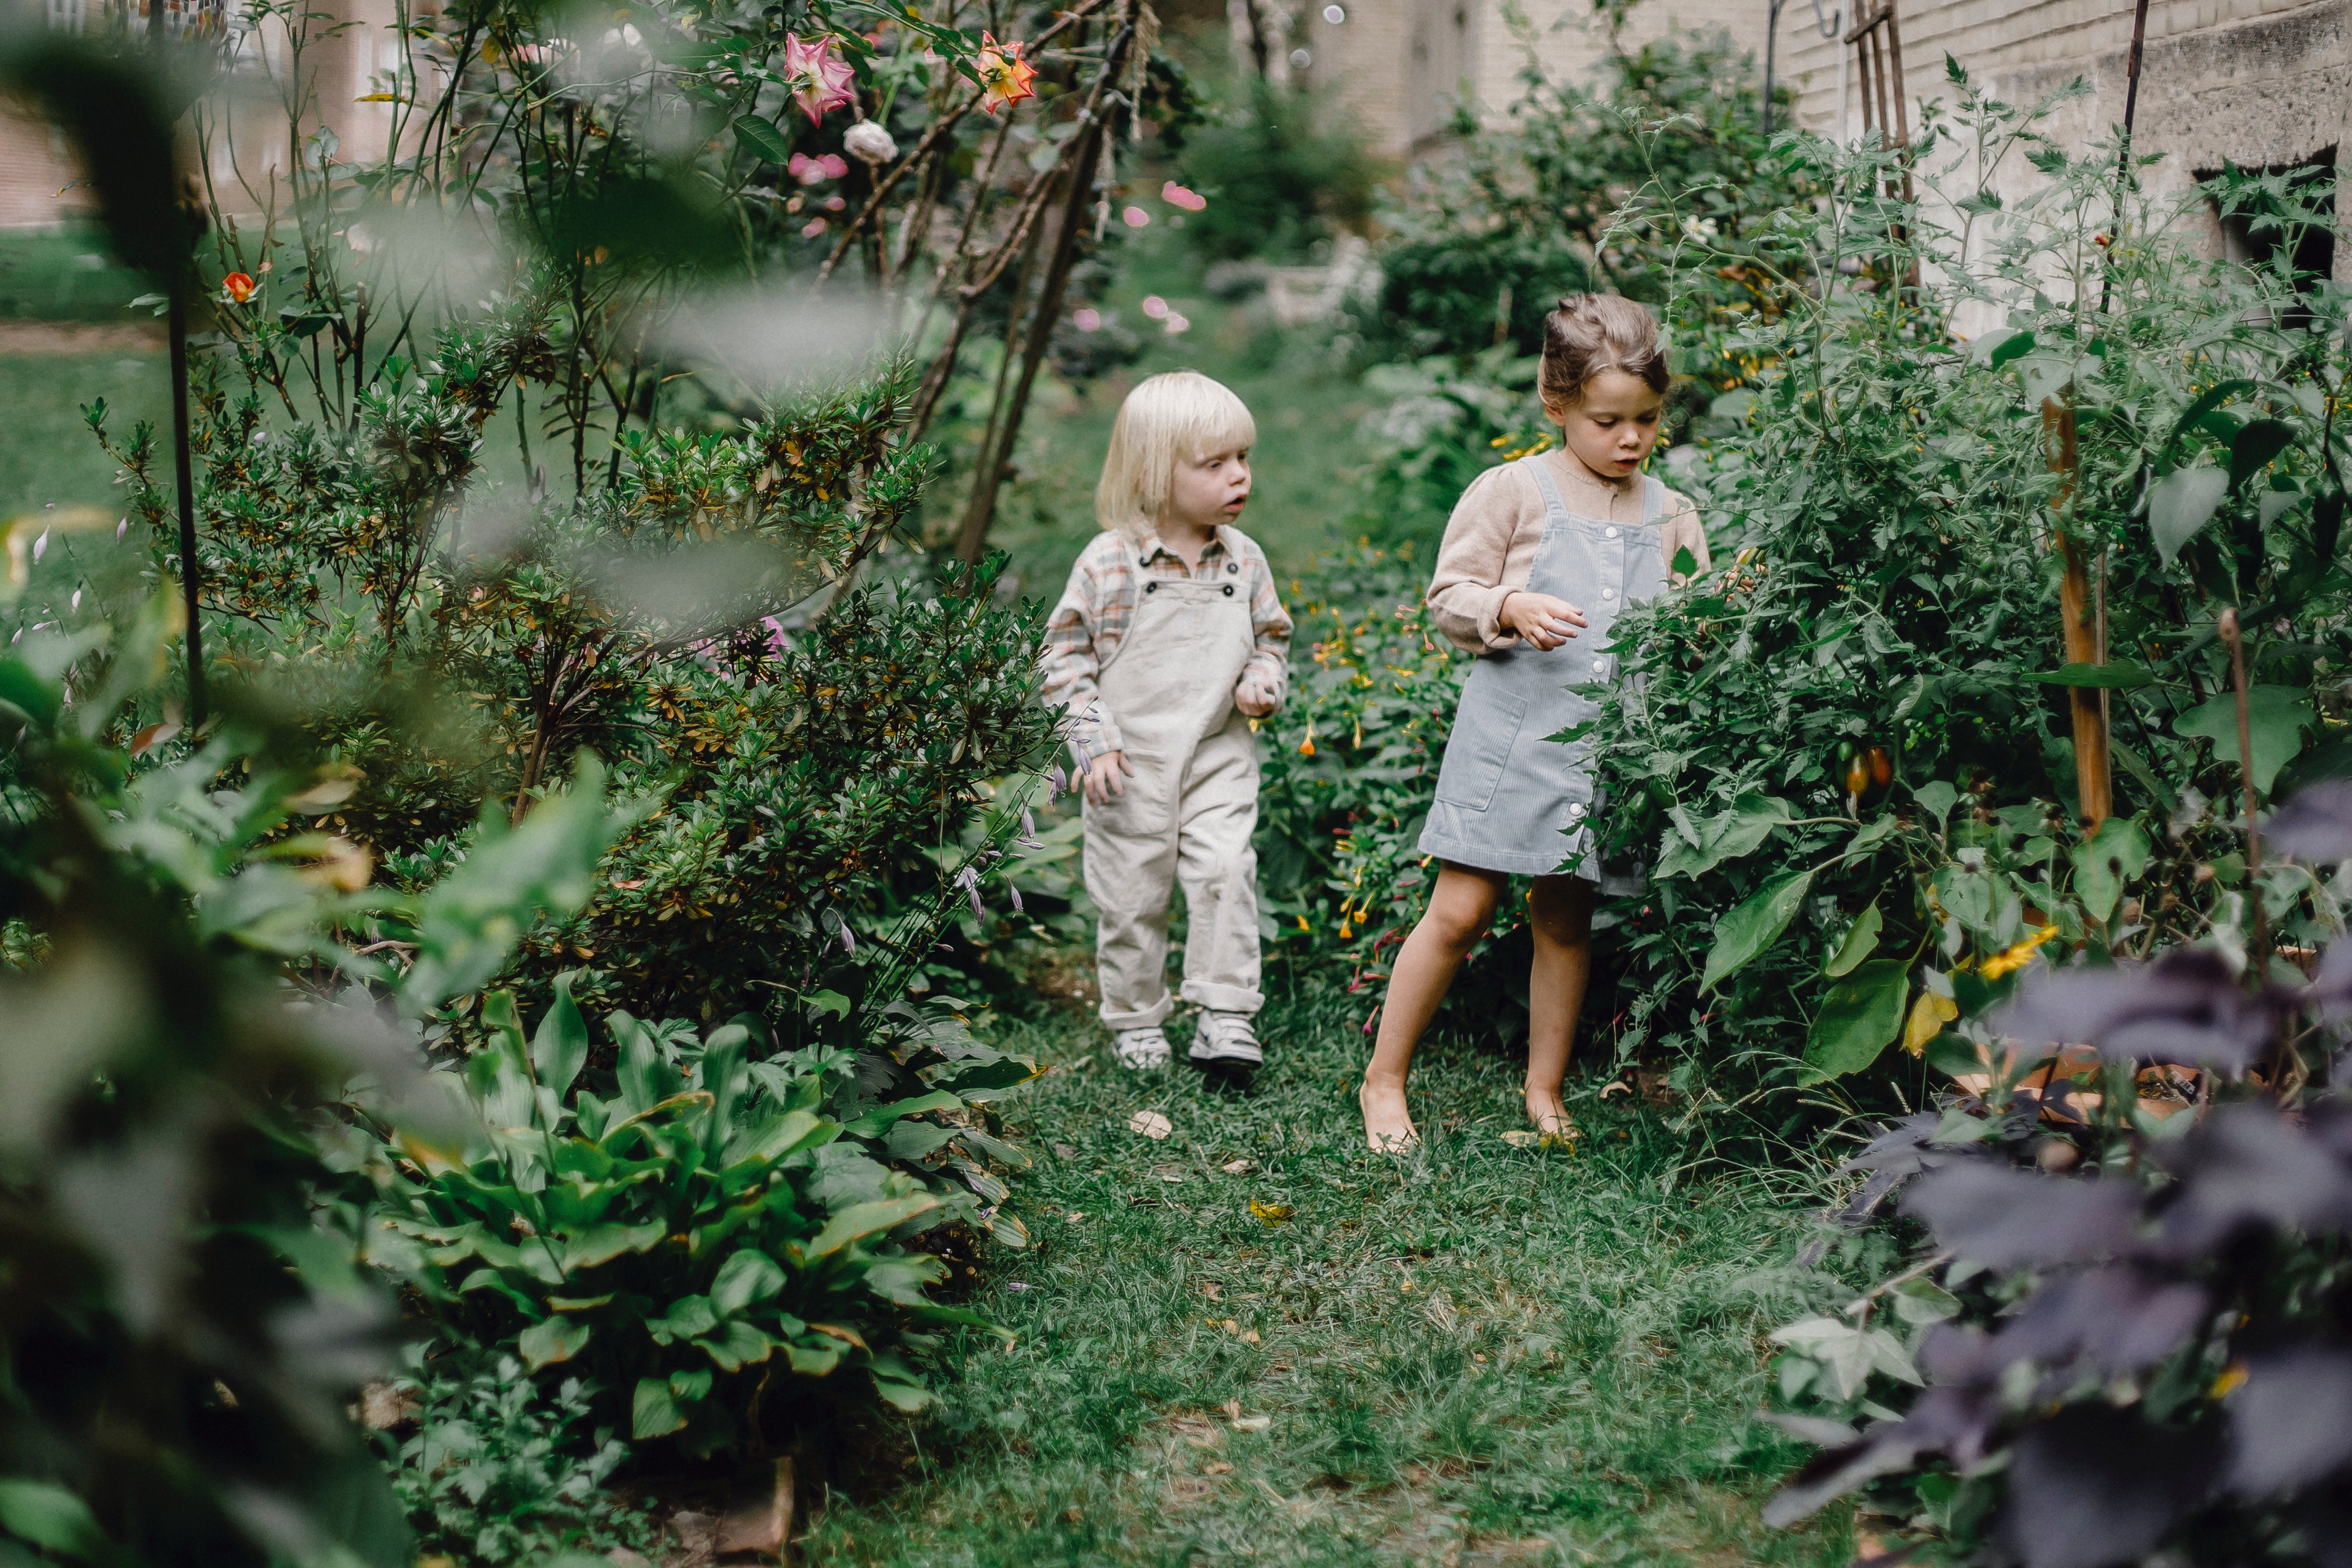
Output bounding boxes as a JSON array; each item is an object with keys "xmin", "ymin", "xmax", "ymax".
[
  {"xmin": 1140, "ymin": 295, "xmax": 1169, "ymax": 320},
  {"xmin": 802, "ymin": 218, "xmax": 829, "ymax": 237},
  {"xmin": 1073, "ymin": 307, "xmax": 1102, "ymax": 332},
  {"xmin": 1161, "ymin": 181, "xmax": 1207, "ymax": 211},
  {"xmin": 1121, "ymin": 206, "xmax": 1150, "ymax": 228},
  {"xmin": 1163, "ymin": 312, "xmax": 1191, "ymax": 335}
]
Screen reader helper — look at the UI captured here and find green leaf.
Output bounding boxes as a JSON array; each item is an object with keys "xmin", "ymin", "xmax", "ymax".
[
  {"xmin": 1824, "ymin": 900, "xmax": 1883, "ymax": 979},
  {"xmin": 695, "ymin": 1320, "xmax": 777, "ymax": 1372},
  {"xmin": 613, "ymin": 1010, "xmax": 684, "ymax": 1117},
  {"xmin": 559, "ymin": 1219, "xmax": 666, "ymax": 1271},
  {"xmin": 1911, "ymin": 780, "xmax": 1960, "ymax": 823},
  {"xmin": 2150, "ymin": 466, "xmax": 2230, "ymax": 566},
  {"xmin": 632, "ymin": 1377, "xmax": 686, "ymax": 1439},
  {"xmin": 1670, "ymin": 545, "xmax": 1697, "ymax": 577},
  {"xmin": 1700, "ymin": 868, "xmax": 1813, "ymax": 992},
  {"xmin": 731, "ymin": 113, "xmax": 794, "ymax": 164},
  {"xmin": 1891, "ymin": 1277, "xmax": 1962, "ymax": 1325},
  {"xmin": 2176, "ymin": 685, "xmax": 2311, "ymax": 796},
  {"xmin": 0, "ymin": 1480, "xmax": 101, "ymax": 1558},
  {"xmin": 0, "ymin": 658, "xmax": 61, "ymax": 729},
  {"xmin": 518, "ymin": 1315, "xmax": 591, "ymax": 1369},
  {"xmin": 711, "ymin": 1248, "xmax": 787, "ymax": 1315},
  {"xmin": 400, "ymin": 757, "xmax": 634, "ymax": 1009},
  {"xmin": 530, "ymin": 971, "xmax": 589, "ymax": 1101},
  {"xmin": 1653, "ymin": 794, "xmax": 1796, "ymax": 881},
  {"xmin": 2166, "ymin": 378, "xmax": 2259, "ymax": 448},
  {"xmin": 1802, "ymin": 960, "xmax": 1910, "ymax": 1079},
  {"xmin": 2071, "ymin": 816, "xmax": 2152, "ymax": 924},
  {"xmin": 2230, "ymin": 417, "xmax": 2297, "ymax": 488},
  {"xmin": 807, "ymin": 1194, "xmax": 942, "ymax": 1257},
  {"xmin": 2027, "ymin": 661, "xmax": 2154, "ymax": 688}
]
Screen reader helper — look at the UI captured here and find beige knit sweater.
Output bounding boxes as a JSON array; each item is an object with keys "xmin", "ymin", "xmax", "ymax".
[{"xmin": 1426, "ymin": 451, "xmax": 1708, "ymax": 654}]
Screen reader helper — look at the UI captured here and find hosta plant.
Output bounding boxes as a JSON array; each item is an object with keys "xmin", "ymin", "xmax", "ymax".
[{"xmin": 362, "ymin": 983, "xmax": 1032, "ymax": 1454}]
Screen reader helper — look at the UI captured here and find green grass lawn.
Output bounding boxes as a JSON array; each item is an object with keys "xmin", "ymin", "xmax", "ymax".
[{"xmin": 800, "ymin": 1003, "xmax": 1857, "ymax": 1568}]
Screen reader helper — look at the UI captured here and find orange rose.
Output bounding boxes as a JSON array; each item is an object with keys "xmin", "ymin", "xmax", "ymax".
[{"xmin": 222, "ymin": 272, "xmax": 257, "ymax": 303}]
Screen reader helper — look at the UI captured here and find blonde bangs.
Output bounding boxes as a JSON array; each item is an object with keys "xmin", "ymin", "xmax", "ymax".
[{"xmin": 1094, "ymin": 370, "xmax": 1258, "ymax": 538}]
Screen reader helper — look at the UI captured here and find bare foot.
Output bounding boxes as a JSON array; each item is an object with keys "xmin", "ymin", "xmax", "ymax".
[
  {"xmin": 1360, "ymin": 1077, "xmax": 1419, "ymax": 1152},
  {"xmin": 1526, "ymin": 1089, "xmax": 1578, "ymax": 1144}
]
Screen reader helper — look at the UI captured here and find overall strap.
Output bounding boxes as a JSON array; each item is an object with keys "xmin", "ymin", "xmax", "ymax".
[
  {"xmin": 1523, "ymin": 455, "xmax": 1574, "ymax": 525},
  {"xmin": 1641, "ymin": 474, "xmax": 1666, "ymax": 525}
]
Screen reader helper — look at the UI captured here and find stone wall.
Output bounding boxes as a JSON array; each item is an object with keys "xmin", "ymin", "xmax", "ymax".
[{"xmin": 1772, "ymin": 0, "xmax": 2351, "ymax": 277}]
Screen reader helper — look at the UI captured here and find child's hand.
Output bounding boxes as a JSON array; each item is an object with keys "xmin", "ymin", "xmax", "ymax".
[
  {"xmin": 1499, "ymin": 591, "xmax": 1586, "ymax": 651},
  {"xmin": 1083, "ymin": 750, "xmax": 1135, "ymax": 805},
  {"xmin": 1234, "ymin": 676, "xmax": 1278, "ymax": 718}
]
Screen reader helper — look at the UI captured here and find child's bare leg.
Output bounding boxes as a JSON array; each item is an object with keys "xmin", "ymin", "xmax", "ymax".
[
  {"xmin": 1361, "ymin": 863, "xmax": 1506, "ymax": 1148},
  {"xmin": 1524, "ymin": 873, "xmax": 1596, "ymax": 1135}
]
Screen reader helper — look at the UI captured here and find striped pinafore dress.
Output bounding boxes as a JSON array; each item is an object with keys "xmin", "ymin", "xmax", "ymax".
[{"xmin": 1416, "ymin": 460, "xmax": 1667, "ymax": 883}]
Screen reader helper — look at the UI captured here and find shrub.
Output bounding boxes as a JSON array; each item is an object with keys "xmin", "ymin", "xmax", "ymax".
[
  {"xmin": 1764, "ymin": 784, "xmax": 2352, "ymax": 1564},
  {"xmin": 1352, "ymin": 25, "xmax": 1812, "ymax": 370},
  {"xmin": 363, "ymin": 986, "xmax": 1033, "ymax": 1454},
  {"xmin": 382, "ymin": 1358, "xmax": 655, "ymax": 1568},
  {"xmin": 1171, "ymin": 77, "xmax": 1377, "ymax": 265}
]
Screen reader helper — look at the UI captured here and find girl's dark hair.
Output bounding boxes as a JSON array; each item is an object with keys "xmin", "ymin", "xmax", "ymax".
[{"xmin": 1538, "ymin": 294, "xmax": 1670, "ymax": 410}]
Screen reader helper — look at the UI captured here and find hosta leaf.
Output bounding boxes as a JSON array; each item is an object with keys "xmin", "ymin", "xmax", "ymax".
[
  {"xmin": 1700, "ymin": 868, "xmax": 1813, "ymax": 991},
  {"xmin": 862, "ymin": 1255, "xmax": 948, "ymax": 1307},
  {"xmin": 632, "ymin": 1377, "xmax": 685, "ymax": 1438},
  {"xmin": 1802, "ymin": 960, "xmax": 1910, "ymax": 1079},
  {"xmin": 711, "ymin": 1248, "xmax": 786, "ymax": 1315},
  {"xmin": 559, "ymin": 1219, "xmax": 666, "ymax": 1272},
  {"xmin": 648, "ymin": 1294, "xmax": 718, "ymax": 1343},
  {"xmin": 694, "ymin": 1319, "xmax": 776, "ymax": 1372},
  {"xmin": 530, "ymin": 970, "xmax": 589, "ymax": 1101},
  {"xmin": 807, "ymin": 1194, "xmax": 941, "ymax": 1257},
  {"xmin": 517, "ymin": 1314, "xmax": 591, "ymax": 1368}
]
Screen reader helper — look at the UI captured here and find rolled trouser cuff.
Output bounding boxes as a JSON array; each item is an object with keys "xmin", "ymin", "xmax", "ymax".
[
  {"xmin": 1180, "ymin": 980, "xmax": 1262, "ymax": 1014},
  {"xmin": 1099, "ymin": 992, "xmax": 1177, "ymax": 1030}
]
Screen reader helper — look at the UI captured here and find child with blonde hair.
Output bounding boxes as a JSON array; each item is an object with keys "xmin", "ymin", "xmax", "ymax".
[
  {"xmin": 1041, "ymin": 371, "xmax": 1293, "ymax": 1071},
  {"xmin": 1362, "ymin": 295, "xmax": 1709, "ymax": 1149}
]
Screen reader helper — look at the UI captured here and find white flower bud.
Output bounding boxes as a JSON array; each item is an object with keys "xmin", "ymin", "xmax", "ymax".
[{"xmin": 843, "ymin": 119, "xmax": 897, "ymax": 165}]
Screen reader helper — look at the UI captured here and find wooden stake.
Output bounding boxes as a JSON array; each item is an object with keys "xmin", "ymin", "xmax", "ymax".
[{"xmin": 2045, "ymin": 396, "xmax": 2110, "ymax": 828}]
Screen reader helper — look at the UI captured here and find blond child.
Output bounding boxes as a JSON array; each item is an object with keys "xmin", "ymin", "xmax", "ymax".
[
  {"xmin": 1360, "ymin": 296, "xmax": 1709, "ymax": 1149},
  {"xmin": 1040, "ymin": 371, "xmax": 1293, "ymax": 1071}
]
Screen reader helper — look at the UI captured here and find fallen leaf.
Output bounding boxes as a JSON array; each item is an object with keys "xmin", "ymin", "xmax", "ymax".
[
  {"xmin": 1203, "ymin": 1460, "xmax": 1233, "ymax": 1475},
  {"xmin": 1222, "ymin": 1319, "xmax": 1241, "ymax": 1336},
  {"xmin": 1221, "ymin": 1398, "xmax": 1242, "ymax": 1417},
  {"xmin": 1498, "ymin": 1129, "xmax": 1574, "ymax": 1150},
  {"xmin": 1232, "ymin": 1414, "xmax": 1271, "ymax": 1431},
  {"xmin": 129, "ymin": 721, "xmax": 181, "ymax": 758},
  {"xmin": 1053, "ymin": 1142, "xmax": 1077, "ymax": 1159},
  {"xmin": 1201, "ymin": 1282, "xmax": 1222, "ymax": 1299},
  {"xmin": 1248, "ymin": 1200, "xmax": 1293, "ymax": 1226},
  {"xmin": 1221, "ymin": 1158, "xmax": 1254, "ymax": 1173},
  {"xmin": 1242, "ymin": 1329, "xmax": 1261, "ymax": 1344},
  {"xmin": 1127, "ymin": 1110, "xmax": 1173, "ymax": 1139}
]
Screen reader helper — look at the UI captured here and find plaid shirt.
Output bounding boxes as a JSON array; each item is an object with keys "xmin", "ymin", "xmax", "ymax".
[{"xmin": 1040, "ymin": 525, "xmax": 1292, "ymax": 763}]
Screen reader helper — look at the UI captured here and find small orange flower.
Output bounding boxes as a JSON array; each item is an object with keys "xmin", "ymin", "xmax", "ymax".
[
  {"xmin": 222, "ymin": 272, "xmax": 256, "ymax": 304},
  {"xmin": 974, "ymin": 33, "xmax": 1036, "ymax": 114}
]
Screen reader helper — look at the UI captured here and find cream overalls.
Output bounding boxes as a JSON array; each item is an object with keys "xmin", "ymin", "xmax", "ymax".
[{"xmin": 1081, "ymin": 574, "xmax": 1263, "ymax": 1030}]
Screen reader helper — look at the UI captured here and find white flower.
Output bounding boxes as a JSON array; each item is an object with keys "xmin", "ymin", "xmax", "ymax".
[{"xmin": 843, "ymin": 120, "xmax": 897, "ymax": 165}]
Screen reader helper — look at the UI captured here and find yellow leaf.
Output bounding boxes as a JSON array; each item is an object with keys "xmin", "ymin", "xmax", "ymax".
[
  {"xmin": 1248, "ymin": 1201, "xmax": 1292, "ymax": 1226},
  {"xmin": 1902, "ymin": 988, "xmax": 1960, "ymax": 1057}
]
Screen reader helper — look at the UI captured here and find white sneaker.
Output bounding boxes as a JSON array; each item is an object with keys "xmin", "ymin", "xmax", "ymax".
[
  {"xmin": 1188, "ymin": 1010, "xmax": 1263, "ymax": 1067},
  {"xmin": 1112, "ymin": 1027, "xmax": 1172, "ymax": 1069}
]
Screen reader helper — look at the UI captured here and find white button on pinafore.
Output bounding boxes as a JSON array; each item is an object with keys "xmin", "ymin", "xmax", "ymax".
[
  {"xmin": 1602, "ymin": 588, "xmax": 1616, "ymax": 600},
  {"xmin": 1592, "ymin": 658, "xmax": 1607, "ymax": 672},
  {"xmin": 1604, "ymin": 526, "xmax": 1619, "ymax": 538}
]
